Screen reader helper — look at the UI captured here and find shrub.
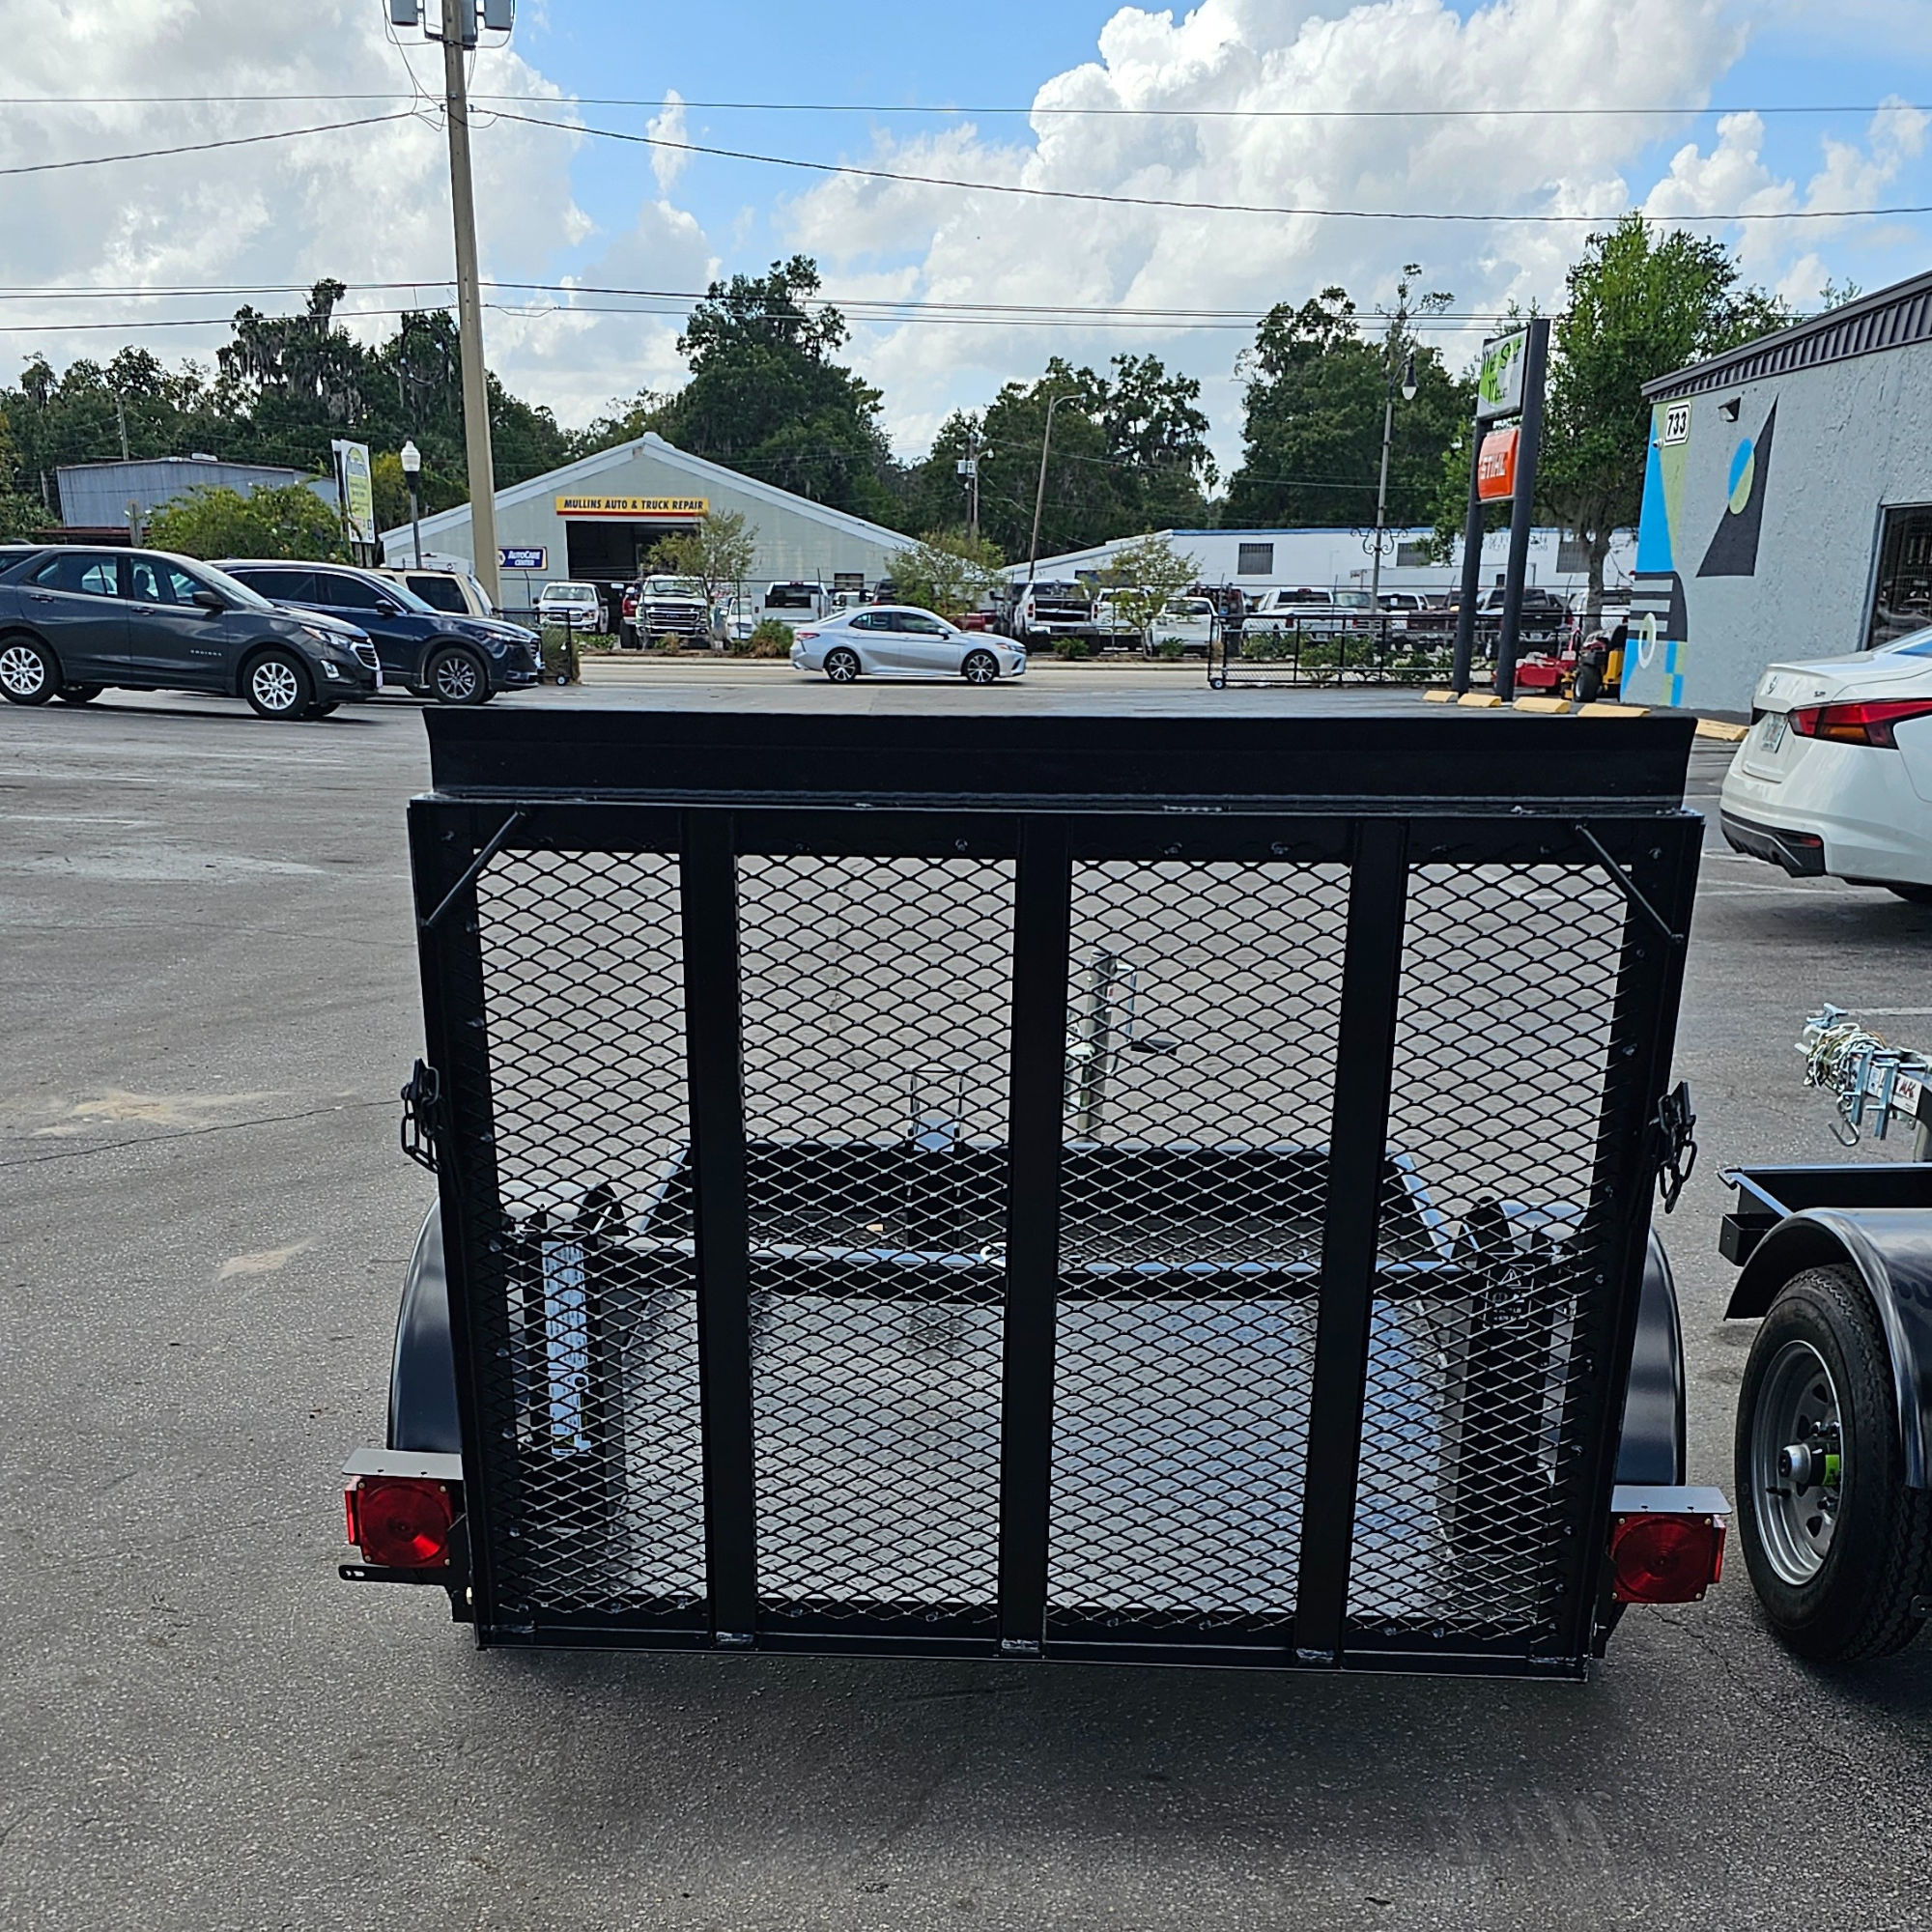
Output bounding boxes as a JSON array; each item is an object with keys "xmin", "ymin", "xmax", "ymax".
[
  {"xmin": 748, "ymin": 618, "xmax": 795, "ymax": 658},
  {"xmin": 1155, "ymin": 638, "xmax": 1185, "ymax": 661},
  {"xmin": 1052, "ymin": 638, "xmax": 1091, "ymax": 660},
  {"xmin": 1238, "ymin": 631, "xmax": 1297, "ymax": 662}
]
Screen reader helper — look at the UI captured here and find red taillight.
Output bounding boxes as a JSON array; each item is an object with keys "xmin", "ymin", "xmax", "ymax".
[
  {"xmin": 796, "ymin": 630, "xmax": 817, "ymax": 641},
  {"xmin": 1786, "ymin": 697, "xmax": 1932, "ymax": 747},
  {"xmin": 348, "ymin": 1476, "xmax": 455, "ymax": 1570},
  {"xmin": 1609, "ymin": 1511, "xmax": 1725, "ymax": 1604}
]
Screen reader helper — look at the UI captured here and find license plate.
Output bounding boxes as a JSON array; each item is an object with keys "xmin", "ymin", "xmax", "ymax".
[{"xmin": 1762, "ymin": 712, "xmax": 1787, "ymax": 753}]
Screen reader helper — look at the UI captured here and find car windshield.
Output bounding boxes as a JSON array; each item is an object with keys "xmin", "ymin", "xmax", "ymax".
[
  {"xmin": 643, "ymin": 578, "xmax": 701, "ymax": 597},
  {"xmin": 194, "ymin": 561, "xmax": 278, "ymax": 612},
  {"xmin": 545, "ymin": 583, "xmax": 595, "ymax": 602}
]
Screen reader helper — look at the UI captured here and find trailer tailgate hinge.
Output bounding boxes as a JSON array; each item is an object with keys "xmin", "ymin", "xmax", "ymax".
[
  {"xmin": 400, "ymin": 1060, "xmax": 445, "ymax": 1174},
  {"xmin": 1654, "ymin": 1080, "xmax": 1697, "ymax": 1213}
]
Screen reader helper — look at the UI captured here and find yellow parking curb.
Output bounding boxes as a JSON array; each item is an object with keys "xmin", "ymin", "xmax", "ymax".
[
  {"xmin": 1577, "ymin": 701, "xmax": 1650, "ymax": 718},
  {"xmin": 1694, "ymin": 718, "xmax": 1749, "ymax": 743},
  {"xmin": 1513, "ymin": 696, "xmax": 1571, "ymax": 714},
  {"xmin": 1457, "ymin": 692, "xmax": 1504, "ymax": 709},
  {"xmin": 1423, "ymin": 687, "xmax": 1457, "ymax": 703}
]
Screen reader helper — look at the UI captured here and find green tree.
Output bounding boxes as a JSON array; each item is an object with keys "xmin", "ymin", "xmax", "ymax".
[
  {"xmin": 644, "ymin": 507, "xmax": 759, "ymax": 612},
  {"xmin": 147, "ymin": 483, "xmax": 348, "ymax": 561},
  {"xmin": 654, "ymin": 257, "xmax": 897, "ymax": 521},
  {"xmin": 901, "ymin": 354, "xmax": 1215, "ymax": 561},
  {"xmin": 884, "ymin": 528, "xmax": 1008, "ymax": 618},
  {"xmin": 1223, "ymin": 277, "xmax": 1469, "ymax": 530},
  {"xmin": 1536, "ymin": 216, "xmax": 1792, "ymax": 621},
  {"xmin": 1095, "ymin": 533, "xmax": 1204, "ymax": 648}
]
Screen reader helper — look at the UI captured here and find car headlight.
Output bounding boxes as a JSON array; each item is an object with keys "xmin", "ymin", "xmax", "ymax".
[{"xmin": 298, "ymin": 623, "xmax": 342, "ymax": 652}]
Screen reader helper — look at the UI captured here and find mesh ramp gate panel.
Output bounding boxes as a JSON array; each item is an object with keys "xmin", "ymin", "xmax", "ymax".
[{"xmin": 412, "ymin": 710, "xmax": 1700, "ymax": 1675}]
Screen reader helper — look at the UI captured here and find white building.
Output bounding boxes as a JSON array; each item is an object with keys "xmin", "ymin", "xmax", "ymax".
[
  {"xmin": 1010, "ymin": 526, "xmax": 1636, "ymax": 602},
  {"xmin": 382, "ymin": 431, "xmax": 912, "ymax": 617}
]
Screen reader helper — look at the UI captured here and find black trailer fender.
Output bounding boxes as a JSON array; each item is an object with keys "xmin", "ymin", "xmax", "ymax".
[
  {"xmin": 389, "ymin": 1208, "xmax": 1690, "ymax": 1480},
  {"xmin": 389, "ymin": 1207, "xmax": 461, "ymax": 1454},
  {"xmin": 1725, "ymin": 1209, "xmax": 1932, "ymax": 1489},
  {"xmin": 1615, "ymin": 1232, "xmax": 1687, "ymax": 1486}
]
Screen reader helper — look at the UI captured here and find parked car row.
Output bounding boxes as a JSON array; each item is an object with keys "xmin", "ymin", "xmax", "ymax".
[{"xmin": 0, "ymin": 545, "xmax": 541, "ymax": 721}]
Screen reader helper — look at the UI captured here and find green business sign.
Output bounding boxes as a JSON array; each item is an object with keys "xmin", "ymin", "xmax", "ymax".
[{"xmin": 1477, "ymin": 330, "xmax": 1528, "ymax": 422}]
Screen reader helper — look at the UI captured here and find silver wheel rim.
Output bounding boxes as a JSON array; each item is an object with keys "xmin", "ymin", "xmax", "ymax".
[
  {"xmin": 252, "ymin": 660, "xmax": 299, "ymax": 712},
  {"xmin": 435, "ymin": 654, "xmax": 479, "ymax": 700},
  {"xmin": 0, "ymin": 642, "xmax": 46, "ymax": 696},
  {"xmin": 964, "ymin": 654, "xmax": 996, "ymax": 684},
  {"xmin": 826, "ymin": 653, "xmax": 856, "ymax": 682},
  {"xmin": 1753, "ymin": 1338, "xmax": 1844, "ymax": 1585}
]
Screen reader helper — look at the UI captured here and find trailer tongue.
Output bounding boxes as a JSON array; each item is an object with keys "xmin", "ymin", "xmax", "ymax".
[{"xmin": 345, "ymin": 708, "xmax": 1723, "ymax": 1677}]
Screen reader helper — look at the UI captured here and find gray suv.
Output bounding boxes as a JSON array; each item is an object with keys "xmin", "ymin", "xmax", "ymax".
[{"xmin": 0, "ymin": 546, "xmax": 380, "ymax": 720}]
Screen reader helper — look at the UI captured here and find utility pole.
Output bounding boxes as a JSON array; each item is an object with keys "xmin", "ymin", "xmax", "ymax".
[
  {"xmin": 958, "ymin": 426, "xmax": 980, "ymax": 549},
  {"xmin": 114, "ymin": 392, "xmax": 129, "ymax": 463},
  {"xmin": 1025, "ymin": 394, "xmax": 1078, "ymax": 589},
  {"xmin": 393, "ymin": 0, "xmax": 507, "ymax": 604},
  {"xmin": 1368, "ymin": 348, "xmax": 1416, "ymax": 616}
]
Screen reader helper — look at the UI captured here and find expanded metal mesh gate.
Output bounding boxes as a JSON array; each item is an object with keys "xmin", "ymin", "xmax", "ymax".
[{"xmin": 412, "ymin": 710, "xmax": 1699, "ymax": 1676}]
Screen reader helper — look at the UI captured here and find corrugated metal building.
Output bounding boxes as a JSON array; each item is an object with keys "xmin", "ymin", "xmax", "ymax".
[
  {"xmin": 1013, "ymin": 526, "xmax": 1635, "ymax": 600},
  {"xmin": 56, "ymin": 456, "xmax": 318, "ymax": 530},
  {"xmin": 381, "ymin": 432, "xmax": 909, "ymax": 613},
  {"xmin": 1625, "ymin": 267, "xmax": 1932, "ymax": 711}
]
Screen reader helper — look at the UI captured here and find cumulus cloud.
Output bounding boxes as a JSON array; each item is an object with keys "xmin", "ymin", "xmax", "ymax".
[
  {"xmin": 780, "ymin": 0, "xmax": 1926, "ymax": 464},
  {"xmin": 647, "ymin": 91, "xmax": 691, "ymax": 193}
]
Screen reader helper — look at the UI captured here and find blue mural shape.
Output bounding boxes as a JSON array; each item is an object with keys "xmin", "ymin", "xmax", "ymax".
[{"xmin": 1698, "ymin": 403, "xmax": 1776, "ymax": 579}]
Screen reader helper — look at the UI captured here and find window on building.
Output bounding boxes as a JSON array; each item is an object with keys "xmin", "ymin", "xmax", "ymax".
[
  {"xmin": 1557, "ymin": 536, "xmax": 1592, "ymax": 575},
  {"xmin": 1866, "ymin": 506, "xmax": 1932, "ymax": 650},
  {"xmin": 1396, "ymin": 542, "xmax": 1430, "ymax": 568},
  {"xmin": 1236, "ymin": 542, "xmax": 1274, "ymax": 577}
]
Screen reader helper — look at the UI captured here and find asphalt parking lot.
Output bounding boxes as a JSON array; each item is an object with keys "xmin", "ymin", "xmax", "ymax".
[{"xmin": 6, "ymin": 668, "xmax": 1932, "ymax": 1932}]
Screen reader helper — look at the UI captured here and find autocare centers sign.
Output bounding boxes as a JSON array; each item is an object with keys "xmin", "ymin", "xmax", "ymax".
[{"xmin": 554, "ymin": 496, "xmax": 709, "ymax": 520}]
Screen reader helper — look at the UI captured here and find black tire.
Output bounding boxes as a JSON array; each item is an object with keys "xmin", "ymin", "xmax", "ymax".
[
  {"xmin": 1735, "ymin": 1264, "xmax": 1932, "ymax": 1661},
  {"xmin": 1886, "ymin": 883, "xmax": 1932, "ymax": 906},
  {"xmin": 308, "ymin": 700, "xmax": 340, "ymax": 718},
  {"xmin": 242, "ymin": 648, "xmax": 311, "ymax": 721},
  {"xmin": 0, "ymin": 636, "xmax": 59, "ymax": 705},
  {"xmin": 962, "ymin": 648, "xmax": 1000, "ymax": 685},
  {"xmin": 55, "ymin": 684, "xmax": 102, "ymax": 705},
  {"xmin": 425, "ymin": 645, "xmax": 487, "ymax": 705},
  {"xmin": 823, "ymin": 647, "xmax": 861, "ymax": 684}
]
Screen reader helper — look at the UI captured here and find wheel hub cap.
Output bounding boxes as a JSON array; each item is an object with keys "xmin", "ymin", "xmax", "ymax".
[
  {"xmin": 1753, "ymin": 1339, "xmax": 1844, "ymax": 1585},
  {"xmin": 254, "ymin": 663, "xmax": 298, "ymax": 710}
]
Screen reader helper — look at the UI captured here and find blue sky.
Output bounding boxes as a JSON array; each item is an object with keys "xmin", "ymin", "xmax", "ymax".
[{"xmin": 4, "ymin": 0, "xmax": 1931, "ymax": 467}]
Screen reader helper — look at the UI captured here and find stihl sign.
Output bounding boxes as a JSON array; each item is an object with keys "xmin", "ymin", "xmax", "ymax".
[{"xmin": 1476, "ymin": 428, "xmax": 1520, "ymax": 502}]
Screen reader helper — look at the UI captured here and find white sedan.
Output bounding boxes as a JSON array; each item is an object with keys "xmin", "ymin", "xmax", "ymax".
[
  {"xmin": 790, "ymin": 605, "xmax": 1027, "ymax": 683},
  {"xmin": 1720, "ymin": 630, "xmax": 1932, "ymax": 902}
]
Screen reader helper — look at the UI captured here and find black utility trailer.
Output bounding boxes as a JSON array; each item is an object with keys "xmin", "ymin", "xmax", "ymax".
[{"xmin": 343, "ymin": 709, "xmax": 1725, "ymax": 1678}]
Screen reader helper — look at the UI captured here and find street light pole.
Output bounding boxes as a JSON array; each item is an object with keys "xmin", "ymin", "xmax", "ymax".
[
  {"xmin": 400, "ymin": 439, "xmax": 424, "ymax": 568},
  {"xmin": 1369, "ymin": 348, "xmax": 1417, "ymax": 615},
  {"xmin": 1025, "ymin": 393, "xmax": 1078, "ymax": 589},
  {"xmin": 436, "ymin": 1, "xmax": 500, "ymax": 609}
]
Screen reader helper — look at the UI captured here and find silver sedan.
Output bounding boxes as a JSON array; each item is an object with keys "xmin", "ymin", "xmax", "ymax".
[{"xmin": 789, "ymin": 606, "xmax": 1027, "ymax": 683}]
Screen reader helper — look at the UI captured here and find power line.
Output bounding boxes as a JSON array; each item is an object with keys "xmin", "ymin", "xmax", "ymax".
[
  {"xmin": 0, "ymin": 109, "xmax": 421, "ymax": 179},
  {"xmin": 0, "ymin": 91, "xmax": 1924, "ymax": 120},
  {"xmin": 491, "ymin": 106, "xmax": 1932, "ymax": 225}
]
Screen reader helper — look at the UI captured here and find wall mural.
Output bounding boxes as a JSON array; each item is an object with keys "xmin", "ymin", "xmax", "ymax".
[{"xmin": 1627, "ymin": 394, "xmax": 1776, "ymax": 705}]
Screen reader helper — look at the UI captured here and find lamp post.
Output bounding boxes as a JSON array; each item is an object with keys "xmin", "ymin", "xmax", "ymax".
[
  {"xmin": 1024, "ymin": 393, "xmax": 1081, "ymax": 591},
  {"xmin": 400, "ymin": 439, "xmax": 423, "ymax": 569},
  {"xmin": 1368, "ymin": 348, "xmax": 1417, "ymax": 617}
]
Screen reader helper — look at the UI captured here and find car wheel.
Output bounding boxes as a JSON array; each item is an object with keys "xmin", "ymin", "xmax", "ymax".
[
  {"xmin": 0, "ymin": 637, "xmax": 59, "ymax": 705},
  {"xmin": 309, "ymin": 700, "xmax": 340, "ymax": 718},
  {"xmin": 1735, "ymin": 1264, "xmax": 1932, "ymax": 1660},
  {"xmin": 962, "ymin": 649, "xmax": 1000, "ymax": 685},
  {"xmin": 426, "ymin": 646, "xmax": 487, "ymax": 705},
  {"xmin": 55, "ymin": 683, "xmax": 102, "ymax": 705},
  {"xmin": 243, "ymin": 649, "xmax": 311, "ymax": 720},
  {"xmin": 823, "ymin": 647, "xmax": 861, "ymax": 684},
  {"xmin": 1886, "ymin": 884, "xmax": 1932, "ymax": 906}
]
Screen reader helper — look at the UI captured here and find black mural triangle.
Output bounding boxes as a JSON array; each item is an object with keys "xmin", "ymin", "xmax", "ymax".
[{"xmin": 1698, "ymin": 402, "xmax": 1776, "ymax": 579}]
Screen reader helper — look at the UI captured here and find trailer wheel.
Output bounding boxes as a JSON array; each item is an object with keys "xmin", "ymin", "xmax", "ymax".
[{"xmin": 1736, "ymin": 1264, "xmax": 1932, "ymax": 1660}]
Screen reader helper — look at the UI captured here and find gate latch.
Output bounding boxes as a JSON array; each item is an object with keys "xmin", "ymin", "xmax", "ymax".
[
  {"xmin": 400, "ymin": 1060, "xmax": 444, "ymax": 1175},
  {"xmin": 1654, "ymin": 1081, "xmax": 1697, "ymax": 1213}
]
